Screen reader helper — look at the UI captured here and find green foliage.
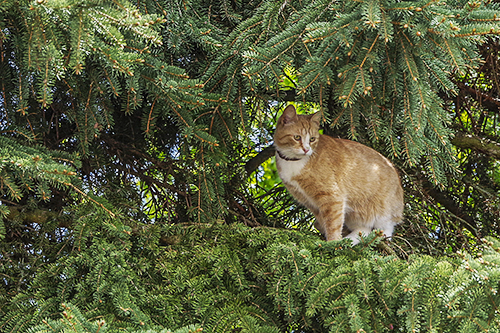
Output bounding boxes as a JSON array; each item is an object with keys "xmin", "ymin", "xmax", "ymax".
[
  {"xmin": 2, "ymin": 0, "xmax": 500, "ymax": 235},
  {"xmin": 1, "ymin": 1, "xmax": 500, "ymax": 332},
  {"xmin": 238, "ymin": 0, "xmax": 500, "ymax": 184},
  {"xmin": 27, "ymin": 303, "xmax": 203, "ymax": 333},
  {"xmin": 3, "ymin": 222, "xmax": 500, "ymax": 332},
  {"xmin": 0, "ymin": 136, "xmax": 80, "ymax": 201},
  {"xmin": 0, "ymin": 136, "xmax": 81, "ymax": 239}
]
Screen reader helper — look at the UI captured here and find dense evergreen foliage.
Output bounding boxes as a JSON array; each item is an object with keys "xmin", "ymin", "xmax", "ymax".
[
  {"xmin": 1, "ymin": 0, "xmax": 500, "ymax": 331},
  {"xmin": 6, "ymin": 222, "xmax": 500, "ymax": 332}
]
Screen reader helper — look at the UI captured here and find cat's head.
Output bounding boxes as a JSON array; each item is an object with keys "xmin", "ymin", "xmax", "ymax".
[{"xmin": 273, "ymin": 105, "xmax": 321, "ymax": 160}]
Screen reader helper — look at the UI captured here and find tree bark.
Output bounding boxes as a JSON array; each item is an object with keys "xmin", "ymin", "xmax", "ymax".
[
  {"xmin": 418, "ymin": 176, "xmax": 478, "ymax": 238},
  {"xmin": 245, "ymin": 145, "xmax": 276, "ymax": 174},
  {"xmin": 457, "ymin": 82, "xmax": 500, "ymax": 114},
  {"xmin": 451, "ymin": 132, "xmax": 500, "ymax": 160}
]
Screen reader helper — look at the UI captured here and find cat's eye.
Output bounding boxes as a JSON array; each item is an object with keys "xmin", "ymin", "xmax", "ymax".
[
  {"xmin": 310, "ymin": 137, "xmax": 316, "ymax": 142},
  {"xmin": 293, "ymin": 135, "xmax": 301, "ymax": 141}
]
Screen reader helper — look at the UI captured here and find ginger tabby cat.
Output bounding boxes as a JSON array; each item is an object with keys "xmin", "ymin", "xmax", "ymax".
[{"xmin": 274, "ymin": 105, "xmax": 404, "ymax": 245}]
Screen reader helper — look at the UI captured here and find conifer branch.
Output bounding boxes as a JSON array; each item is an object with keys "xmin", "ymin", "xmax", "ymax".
[
  {"xmin": 63, "ymin": 182, "xmax": 116, "ymax": 219},
  {"xmin": 2, "ymin": 2, "xmax": 500, "ymax": 330}
]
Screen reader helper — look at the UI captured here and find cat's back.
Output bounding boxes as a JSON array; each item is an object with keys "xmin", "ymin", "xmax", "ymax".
[
  {"xmin": 312, "ymin": 135, "xmax": 391, "ymax": 163},
  {"xmin": 306, "ymin": 135, "xmax": 401, "ymax": 189}
]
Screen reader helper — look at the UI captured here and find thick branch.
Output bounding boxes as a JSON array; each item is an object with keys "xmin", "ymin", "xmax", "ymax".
[
  {"xmin": 99, "ymin": 134, "xmax": 187, "ymax": 196},
  {"xmin": 6, "ymin": 206, "xmax": 71, "ymax": 228},
  {"xmin": 245, "ymin": 145, "xmax": 275, "ymax": 174},
  {"xmin": 457, "ymin": 82, "xmax": 500, "ymax": 114},
  {"xmin": 451, "ymin": 132, "xmax": 500, "ymax": 160},
  {"xmin": 418, "ymin": 177, "xmax": 478, "ymax": 237}
]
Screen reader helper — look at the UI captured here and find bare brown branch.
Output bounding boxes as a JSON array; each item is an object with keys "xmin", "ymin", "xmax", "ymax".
[{"xmin": 451, "ymin": 132, "xmax": 500, "ymax": 160}]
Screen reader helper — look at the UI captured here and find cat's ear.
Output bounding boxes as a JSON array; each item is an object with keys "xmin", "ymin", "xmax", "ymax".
[
  {"xmin": 310, "ymin": 112, "xmax": 321, "ymax": 126},
  {"xmin": 279, "ymin": 105, "xmax": 298, "ymax": 125}
]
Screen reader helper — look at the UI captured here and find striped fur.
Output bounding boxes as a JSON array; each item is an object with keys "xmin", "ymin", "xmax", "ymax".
[{"xmin": 274, "ymin": 105, "xmax": 404, "ymax": 245}]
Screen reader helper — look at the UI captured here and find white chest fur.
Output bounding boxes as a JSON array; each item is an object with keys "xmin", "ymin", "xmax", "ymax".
[
  {"xmin": 276, "ymin": 154, "xmax": 310, "ymax": 184},
  {"xmin": 276, "ymin": 154, "xmax": 319, "ymax": 210}
]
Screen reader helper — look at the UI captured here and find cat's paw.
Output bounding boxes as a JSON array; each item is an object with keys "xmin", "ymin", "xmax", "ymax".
[
  {"xmin": 344, "ymin": 230, "xmax": 370, "ymax": 246},
  {"xmin": 344, "ymin": 236, "xmax": 359, "ymax": 246}
]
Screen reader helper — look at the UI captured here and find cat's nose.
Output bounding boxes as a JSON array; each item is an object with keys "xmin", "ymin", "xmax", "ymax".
[{"xmin": 303, "ymin": 148, "xmax": 309, "ymax": 154}]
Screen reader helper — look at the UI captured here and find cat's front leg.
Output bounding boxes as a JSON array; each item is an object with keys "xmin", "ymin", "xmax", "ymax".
[
  {"xmin": 315, "ymin": 200, "xmax": 345, "ymax": 241},
  {"xmin": 313, "ymin": 220, "xmax": 325, "ymax": 238}
]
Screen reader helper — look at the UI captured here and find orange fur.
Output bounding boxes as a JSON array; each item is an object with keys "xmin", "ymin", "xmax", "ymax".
[{"xmin": 274, "ymin": 105, "xmax": 404, "ymax": 244}]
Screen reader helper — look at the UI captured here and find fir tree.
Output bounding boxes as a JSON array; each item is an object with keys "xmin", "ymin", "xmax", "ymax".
[
  {"xmin": 1, "ymin": 0, "xmax": 500, "ymax": 332},
  {"xmin": 4, "ymin": 223, "xmax": 500, "ymax": 332}
]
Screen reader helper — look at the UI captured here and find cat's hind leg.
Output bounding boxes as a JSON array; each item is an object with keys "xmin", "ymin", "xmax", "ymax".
[
  {"xmin": 343, "ymin": 214, "xmax": 374, "ymax": 245},
  {"xmin": 344, "ymin": 227, "xmax": 373, "ymax": 245},
  {"xmin": 373, "ymin": 216, "xmax": 397, "ymax": 240},
  {"xmin": 313, "ymin": 220, "xmax": 326, "ymax": 239},
  {"xmin": 345, "ymin": 215, "xmax": 397, "ymax": 245},
  {"xmin": 344, "ymin": 216, "xmax": 397, "ymax": 245}
]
